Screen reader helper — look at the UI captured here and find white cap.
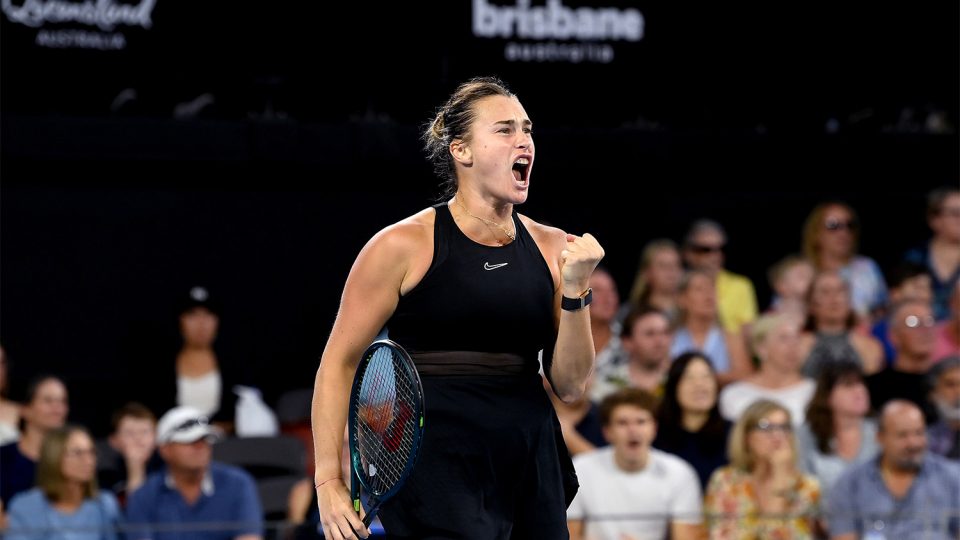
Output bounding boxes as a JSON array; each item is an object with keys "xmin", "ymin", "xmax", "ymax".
[{"xmin": 156, "ymin": 406, "xmax": 217, "ymax": 444}]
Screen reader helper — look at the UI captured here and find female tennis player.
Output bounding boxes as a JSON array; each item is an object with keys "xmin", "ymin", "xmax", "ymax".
[{"xmin": 311, "ymin": 76, "xmax": 604, "ymax": 540}]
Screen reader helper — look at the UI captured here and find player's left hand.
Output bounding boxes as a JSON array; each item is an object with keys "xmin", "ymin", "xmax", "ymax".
[{"xmin": 560, "ymin": 233, "xmax": 604, "ymax": 293}]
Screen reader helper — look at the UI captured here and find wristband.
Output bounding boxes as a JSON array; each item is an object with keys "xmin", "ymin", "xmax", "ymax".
[{"xmin": 561, "ymin": 288, "xmax": 593, "ymax": 311}]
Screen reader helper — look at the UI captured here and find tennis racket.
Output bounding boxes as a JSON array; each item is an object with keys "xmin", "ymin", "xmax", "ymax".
[{"xmin": 348, "ymin": 338, "xmax": 425, "ymax": 528}]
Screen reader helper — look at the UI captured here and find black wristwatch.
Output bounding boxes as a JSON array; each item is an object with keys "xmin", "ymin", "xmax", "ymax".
[{"xmin": 561, "ymin": 288, "xmax": 593, "ymax": 311}]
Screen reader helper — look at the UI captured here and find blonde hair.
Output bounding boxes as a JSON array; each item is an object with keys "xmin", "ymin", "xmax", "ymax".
[
  {"xmin": 767, "ymin": 253, "xmax": 812, "ymax": 291},
  {"xmin": 801, "ymin": 201, "xmax": 860, "ymax": 268},
  {"xmin": 674, "ymin": 269, "xmax": 717, "ymax": 328},
  {"xmin": 749, "ymin": 312, "xmax": 794, "ymax": 359},
  {"xmin": 727, "ymin": 399, "xmax": 796, "ymax": 471},
  {"xmin": 37, "ymin": 425, "xmax": 98, "ymax": 502},
  {"xmin": 627, "ymin": 239, "xmax": 680, "ymax": 307}
]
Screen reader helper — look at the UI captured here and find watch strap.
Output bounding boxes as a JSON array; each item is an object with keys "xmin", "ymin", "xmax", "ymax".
[{"xmin": 561, "ymin": 288, "xmax": 593, "ymax": 311}]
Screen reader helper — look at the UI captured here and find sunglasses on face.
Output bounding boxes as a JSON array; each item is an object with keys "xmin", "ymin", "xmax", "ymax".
[
  {"xmin": 687, "ymin": 243, "xmax": 724, "ymax": 254},
  {"xmin": 173, "ymin": 416, "xmax": 209, "ymax": 433},
  {"xmin": 752, "ymin": 418, "xmax": 792, "ymax": 433},
  {"xmin": 904, "ymin": 314, "xmax": 935, "ymax": 329},
  {"xmin": 824, "ymin": 218, "xmax": 857, "ymax": 232}
]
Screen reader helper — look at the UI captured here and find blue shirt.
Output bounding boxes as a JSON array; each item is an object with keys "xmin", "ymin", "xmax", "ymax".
[
  {"xmin": 125, "ymin": 462, "xmax": 263, "ymax": 540},
  {"xmin": 826, "ymin": 453, "xmax": 960, "ymax": 539},
  {"xmin": 670, "ymin": 325, "xmax": 730, "ymax": 374},
  {"xmin": 6, "ymin": 488, "xmax": 121, "ymax": 540}
]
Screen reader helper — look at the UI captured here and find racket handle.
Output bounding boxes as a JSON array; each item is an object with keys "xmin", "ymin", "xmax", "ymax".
[
  {"xmin": 362, "ymin": 503, "xmax": 380, "ymax": 528},
  {"xmin": 350, "ymin": 471, "xmax": 361, "ymax": 514}
]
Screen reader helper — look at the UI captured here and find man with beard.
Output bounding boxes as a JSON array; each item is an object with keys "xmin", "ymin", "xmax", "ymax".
[
  {"xmin": 927, "ymin": 356, "xmax": 960, "ymax": 460},
  {"xmin": 826, "ymin": 400, "xmax": 960, "ymax": 539}
]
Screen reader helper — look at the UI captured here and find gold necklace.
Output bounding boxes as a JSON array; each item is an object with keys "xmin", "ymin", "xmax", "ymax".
[{"xmin": 455, "ymin": 197, "xmax": 516, "ymax": 243}]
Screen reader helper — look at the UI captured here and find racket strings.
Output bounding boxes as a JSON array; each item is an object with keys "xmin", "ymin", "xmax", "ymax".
[{"xmin": 354, "ymin": 347, "xmax": 418, "ymax": 495}]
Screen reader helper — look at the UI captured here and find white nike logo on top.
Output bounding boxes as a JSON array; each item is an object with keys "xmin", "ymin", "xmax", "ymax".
[{"xmin": 484, "ymin": 262, "xmax": 509, "ymax": 271}]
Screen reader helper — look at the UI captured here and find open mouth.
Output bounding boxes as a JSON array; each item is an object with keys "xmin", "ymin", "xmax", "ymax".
[{"xmin": 512, "ymin": 157, "xmax": 530, "ymax": 184}]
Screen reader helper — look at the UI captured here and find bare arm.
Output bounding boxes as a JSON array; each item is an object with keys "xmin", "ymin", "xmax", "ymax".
[
  {"xmin": 671, "ymin": 522, "xmax": 705, "ymax": 540},
  {"xmin": 548, "ymin": 232, "xmax": 605, "ymax": 402},
  {"xmin": 852, "ymin": 334, "xmax": 883, "ymax": 374},
  {"xmin": 558, "ymin": 420, "xmax": 597, "ymax": 456},
  {"xmin": 567, "ymin": 519, "xmax": 584, "ymax": 540},
  {"xmin": 311, "ymin": 217, "xmax": 428, "ymax": 540},
  {"xmin": 717, "ymin": 329, "xmax": 752, "ymax": 387},
  {"xmin": 287, "ymin": 478, "xmax": 313, "ymax": 524}
]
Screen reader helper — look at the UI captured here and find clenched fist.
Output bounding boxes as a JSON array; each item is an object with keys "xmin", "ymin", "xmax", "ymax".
[{"xmin": 560, "ymin": 232, "xmax": 605, "ymax": 295}]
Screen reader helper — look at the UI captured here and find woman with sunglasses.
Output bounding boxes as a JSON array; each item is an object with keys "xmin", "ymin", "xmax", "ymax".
[
  {"xmin": 6, "ymin": 425, "xmax": 121, "ymax": 540},
  {"xmin": 801, "ymin": 201, "xmax": 888, "ymax": 328},
  {"xmin": 704, "ymin": 400, "xmax": 821, "ymax": 540}
]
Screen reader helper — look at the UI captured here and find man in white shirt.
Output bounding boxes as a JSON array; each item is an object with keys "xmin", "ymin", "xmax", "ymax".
[{"xmin": 567, "ymin": 388, "xmax": 703, "ymax": 540}]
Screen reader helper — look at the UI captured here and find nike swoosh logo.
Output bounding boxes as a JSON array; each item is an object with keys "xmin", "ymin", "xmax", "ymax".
[{"xmin": 484, "ymin": 262, "xmax": 509, "ymax": 271}]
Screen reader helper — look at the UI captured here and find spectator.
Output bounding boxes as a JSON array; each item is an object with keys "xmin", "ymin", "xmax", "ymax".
[
  {"xmin": 870, "ymin": 261, "xmax": 933, "ymax": 365},
  {"xmin": 796, "ymin": 362, "xmax": 878, "ymax": 500},
  {"xmin": 653, "ymin": 351, "xmax": 731, "ymax": 490},
  {"xmin": 590, "ymin": 266, "xmax": 627, "ymax": 371},
  {"xmin": 927, "ymin": 356, "xmax": 960, "ymax": 460},
  {"xmin": 867, "ymin": 298, "xmax": 938, "ymax": 421},
  {"xmin": 932, "ymin": 281, "xmax": 959, "ymax": 363},
  {"xmin": 797, "ymin": 271, "xmax": 884, "ymax": 378},
  {"xmin": 705, "ymin": 400, "xmax": 821, "ymax": 540},
  {"xmin": 143, "ymin": 286, "xmax": 241, "ymax": 435},
  {"xmin": 0, "ymin": 375, "xmax": 69, "ymax": 509},
  {"xmin": 670, "ymin": 270, "xmax": 751, "ymax": 385},
  {"xmin": 6, "ymin": 425, "xmax": 121, "ymax": 540},
  {"xmin": 903, "ymin": 186, "xmax": 960, "ymax": 322},
  {"xmin": 764, "ymin": 254, "xmax": 815, "ymax": 324},
  {"xmin": 592, "ymin": 306, "xmax": 673, "ymax": 403},
  {"xmin": 681, "ymin": 220, "xmax": 759, "ymax": 335},
  {"xmin": 826, "ymin": 400, "xmax": 960, "ymax": 540},
  {"xmin": 0, "ymin": 345, "xmax": 20, "ymax": 445},
  {"xmin": 97, "ymin": 402, "xmax": 164, "ymax": 507},
  {"xmin": 626, "ymin": 239, "xmax": 684, "ymax": 324},
  {"xmin": 567, "ymin": 388, "xmax": 703, "ymax": 540},
  {"xmin": 125, "ymin": 405, "xmax": 263, "ymax": 540},
  {"xmin": 801, "ymin": 201, "xmax": 888, "ymax": 327},
  {"xmin": 720, "ymin": 313, "xmax": 815, "ymax": 427}
]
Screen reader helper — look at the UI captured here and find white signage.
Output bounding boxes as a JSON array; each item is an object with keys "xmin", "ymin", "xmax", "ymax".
[
  {"xmin": 2, "ymin": 0, "xmax": 157, "ymax": 50},
  {"xmin": 473, "ymin": 0, "xmax": 644, "ymax": 63}
]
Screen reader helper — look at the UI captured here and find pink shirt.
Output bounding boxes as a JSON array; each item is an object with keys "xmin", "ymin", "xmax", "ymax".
[{"xmin": 932, "ymin": 320, "xmax": 959, "ymax": 362}]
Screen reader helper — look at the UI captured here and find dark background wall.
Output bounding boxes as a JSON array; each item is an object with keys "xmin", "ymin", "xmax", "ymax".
[{"xmin": 2, "ymin": 1, "xmax": 957, "ymax": 436}]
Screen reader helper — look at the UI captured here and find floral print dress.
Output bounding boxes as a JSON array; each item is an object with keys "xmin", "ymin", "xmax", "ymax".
[{"xmin": 705, "ymin": 466, "xmax": 821, "ymax": 540}]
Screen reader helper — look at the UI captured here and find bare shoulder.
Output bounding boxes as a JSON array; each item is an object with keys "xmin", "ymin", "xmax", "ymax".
[
  {"xmin": 797, "ymin": 332, "xmax": 816, "ymax": 354},
  {"xmin": 358, "ymin": 207, "xmax": 436, "ymax": 294},
  {"xmin": 365, "ymin": 207, "xmax": 436, "ymax": 257},
  {"xmin": 518, "ymin": 214, "xmax": 567, "ymax": 252}
]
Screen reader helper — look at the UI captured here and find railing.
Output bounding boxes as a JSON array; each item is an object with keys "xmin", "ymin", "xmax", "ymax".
[{"xmin": 3, "ymin": 512, "xmax": 958, "ymax": 540}]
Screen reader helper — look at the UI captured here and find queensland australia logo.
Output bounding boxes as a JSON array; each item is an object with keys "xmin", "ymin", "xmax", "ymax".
[
  {"xmin": 472, "ymin": 0, "xmax": 644, "ymax": 64},
  {"xmin": 2, "ymin": 0, "xmax": 157, "ymax": 50}
]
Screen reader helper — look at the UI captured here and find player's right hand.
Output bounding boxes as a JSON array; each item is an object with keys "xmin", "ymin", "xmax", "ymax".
[{"xmin": 317, "ymin": 480, "xmax": 371, "ymax": 540}]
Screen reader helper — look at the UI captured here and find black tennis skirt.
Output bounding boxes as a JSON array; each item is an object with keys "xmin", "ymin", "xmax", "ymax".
[{"xmin": 377, "ymin": 370, "xmax": 577, "ymax": 540}]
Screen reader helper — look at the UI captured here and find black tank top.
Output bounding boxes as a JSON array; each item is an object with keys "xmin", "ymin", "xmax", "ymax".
[{"xmin": 387, "ymin": 203, "xmax": 556, "ymax": 366}]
